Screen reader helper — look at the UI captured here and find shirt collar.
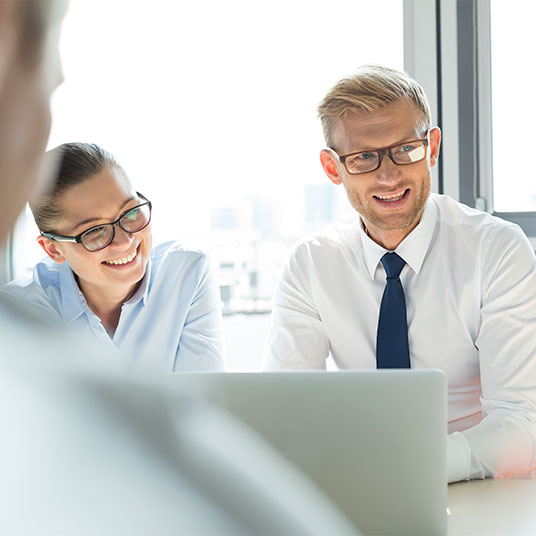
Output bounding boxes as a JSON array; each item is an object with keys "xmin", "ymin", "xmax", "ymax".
[
  {"xmin": 59, "ymin": 256, "xmax": 153, "ymax": 323},
  {"xmin": 124, "ymin": 256, "xmax": 152, "ymax": 306},
  {"xmin": 59, "ymin": 263, "xmax": 87, "ymax": 324},
  {"xmin": 359, "ymin": 196, "xmax": 438, "ymax": 279}
]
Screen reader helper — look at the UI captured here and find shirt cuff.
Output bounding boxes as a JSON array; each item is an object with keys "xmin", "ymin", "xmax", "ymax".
[{"xmin": 447, "ymin": 432, "xmax": 471, "ymax": 483}]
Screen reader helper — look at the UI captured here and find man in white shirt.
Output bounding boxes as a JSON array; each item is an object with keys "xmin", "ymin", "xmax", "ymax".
[
  {"xmin": 264, "ymin": 65, "xmax": 536, "ymax": 483},
  {"xmin": 0, "ymin": 2, "xmax": 356, "ymax": 533}
]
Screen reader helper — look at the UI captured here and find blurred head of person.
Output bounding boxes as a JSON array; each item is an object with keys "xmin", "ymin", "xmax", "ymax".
[{"xmin": 0, "ymin": 0, "xmax": 67, "ymax": 245}]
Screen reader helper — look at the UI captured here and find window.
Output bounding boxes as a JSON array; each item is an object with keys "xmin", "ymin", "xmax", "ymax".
[
  {"xmin": 430, "ymin": 0, "xmax": 536, "ymax": 243},
  {"xmin": 13, "ymin": 0, "xmax": 404, "ymax": 369},
  {"xmin": 489, "ymin": 0, "xmax": 536, "ymax": 213}
]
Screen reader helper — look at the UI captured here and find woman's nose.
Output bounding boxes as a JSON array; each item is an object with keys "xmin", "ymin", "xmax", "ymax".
[{"xmin": 110, "ymin": 224, "xmax": 134, "ymax": 246}]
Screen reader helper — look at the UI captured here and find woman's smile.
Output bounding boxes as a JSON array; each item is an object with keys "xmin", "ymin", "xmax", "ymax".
[{"xmin": 102, "ymin": 245, "xmax": 139, "ymax": 267}]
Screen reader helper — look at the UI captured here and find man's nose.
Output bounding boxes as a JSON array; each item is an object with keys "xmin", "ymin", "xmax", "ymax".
[{"xmin": 375, "ymin": 151, "xmax": 401, "ymax": 183}]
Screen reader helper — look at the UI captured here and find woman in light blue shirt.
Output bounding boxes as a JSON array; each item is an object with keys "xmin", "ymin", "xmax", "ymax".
[{"xmin": 1, "ymin": 143, "xmax": 225, "ymax": 371}]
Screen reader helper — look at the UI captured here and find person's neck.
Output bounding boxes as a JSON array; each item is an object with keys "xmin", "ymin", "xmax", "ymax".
[
  {"xmin": 76, "ymin": 278, "xmax": 141, "ymax": 337},
  {"xmin": 362, "ymin": 220, "xmax": 417, "ymax": 251}
]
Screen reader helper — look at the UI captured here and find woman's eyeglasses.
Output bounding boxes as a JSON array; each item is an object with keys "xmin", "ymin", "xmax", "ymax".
[{"xmin": 41, "ymin": 192, "xmax": 152, "ymax": 252}]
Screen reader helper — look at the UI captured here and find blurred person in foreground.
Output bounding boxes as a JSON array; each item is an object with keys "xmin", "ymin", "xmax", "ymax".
[
  {"xmin": 2, "ymin": 142, "xmax": 225, "ymax": 372},
  {"xmin": 0, "ymin": 1, "xmax": 357, "ymax": 534},
  {"xmin": 263, "ymin": 65, "xmax": 536, "ymax": 484}
]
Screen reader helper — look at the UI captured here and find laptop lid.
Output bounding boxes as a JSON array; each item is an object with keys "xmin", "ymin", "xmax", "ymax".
[{"xmin": 165, "ymin": 369, "xmax": 447, "ymax": 535}]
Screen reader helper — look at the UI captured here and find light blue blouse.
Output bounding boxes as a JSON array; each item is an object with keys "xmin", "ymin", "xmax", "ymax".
[{"xmin": 1, "ymin": 241, "xmax": 225, "ymax": 372}]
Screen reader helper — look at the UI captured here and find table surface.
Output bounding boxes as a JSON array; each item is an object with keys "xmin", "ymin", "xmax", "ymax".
[{"xmin": 447, "ymin": 474, "xmax": 536, "ymax": 535}]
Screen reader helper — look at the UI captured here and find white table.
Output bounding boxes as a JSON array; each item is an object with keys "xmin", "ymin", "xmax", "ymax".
[{"xmin": 448, "ymin": 476, "xmax": 536, "ymax": 535}]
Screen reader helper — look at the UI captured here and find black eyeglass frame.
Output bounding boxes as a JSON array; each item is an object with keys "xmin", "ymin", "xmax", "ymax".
[
  {"xmin": 40, "ymin": 192, "xmax": 152, "ymax": 252},
  {"xmin": 329, "ymin": 131, "xmax": 430, "ymax": 175}
]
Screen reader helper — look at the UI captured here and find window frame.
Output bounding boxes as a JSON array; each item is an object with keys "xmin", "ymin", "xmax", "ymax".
[
  {"xmin": 405, "ymin": 0, "xmax": 536, "ymax": 239},
  {"xmin": 476, "ymin": 0, "xmax": 536, "ymax": 237}
]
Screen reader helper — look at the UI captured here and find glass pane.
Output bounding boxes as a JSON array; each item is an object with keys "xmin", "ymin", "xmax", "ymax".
[
  {"xmin": 14, "ymin": 0, "xmax": 403, "ymax": 370},
  {"xmin": 491, "ymin": 0, "xmax": 536, "ymax": 212}
]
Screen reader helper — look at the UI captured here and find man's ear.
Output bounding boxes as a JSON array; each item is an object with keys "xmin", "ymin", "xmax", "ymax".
[
  {"xmin": 37, "ymin": 235, "xmax": 66, "ymax": 264},
  {"xmin": 428, "ymin": 127, "xmax": 441, "ymax": 168},
  {"xmin": 0, "ymin": 1, "xmax": 17, "ymax": 97},
  {"xmin": 320, "ymin": 149, "xmax": 342, "ymax": 185}
]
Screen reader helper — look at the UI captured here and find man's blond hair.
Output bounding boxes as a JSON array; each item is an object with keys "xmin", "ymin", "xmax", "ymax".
[{"xmin": 317, "ymin": 65, "xmax": 432, "ymax": 148}]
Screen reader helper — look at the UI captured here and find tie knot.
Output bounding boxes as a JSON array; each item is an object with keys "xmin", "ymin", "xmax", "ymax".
[{"xmin": 381, "ymin": 252, "xmax": 406, "ymax": 279}]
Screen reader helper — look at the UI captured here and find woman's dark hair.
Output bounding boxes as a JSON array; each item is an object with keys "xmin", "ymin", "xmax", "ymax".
[{"xmin": 31, "ymin": 142, "xmax": 123, "ymax": 232}]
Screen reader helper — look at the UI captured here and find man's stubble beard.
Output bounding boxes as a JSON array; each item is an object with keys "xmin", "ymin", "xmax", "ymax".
[{"xmin": 346, "ymin": 174, "xmax": 431, "ymax": 232}]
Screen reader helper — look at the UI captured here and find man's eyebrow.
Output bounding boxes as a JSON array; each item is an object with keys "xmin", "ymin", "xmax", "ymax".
[
  {"xmin": 71, "ymin": 196, "xmax": 137, "ymax": 230},
  {"xmin": 350, "ymin": 133, "xmax": 423, "ymax": 153}
]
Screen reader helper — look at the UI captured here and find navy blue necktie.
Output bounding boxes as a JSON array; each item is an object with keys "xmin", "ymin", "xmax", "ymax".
[{"xmin": 376, "ymin": 252, "xmax": 411, "ymax": 369}]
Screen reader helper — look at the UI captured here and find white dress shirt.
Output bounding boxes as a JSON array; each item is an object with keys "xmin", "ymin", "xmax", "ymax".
[
  {"xmin": 0, "ymin": 241, "xmax": 225, "ymax": 372},
  {"xmin": 264, "ymin": 193, "xmax": 536, "ymax": 482}
]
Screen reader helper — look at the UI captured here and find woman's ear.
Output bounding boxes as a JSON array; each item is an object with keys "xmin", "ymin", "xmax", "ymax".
[
  {"xmin": 37, "ymin": 235, "xmax": 66, "ymax": 264},
  {"xmin": 320, "ymin": 149, "xmax": 343, "ymax": 185}
]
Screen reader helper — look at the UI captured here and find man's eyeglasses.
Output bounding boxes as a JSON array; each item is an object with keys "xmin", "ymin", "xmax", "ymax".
[
  {"xmin": 41, "ymin": 193, "xmax": 152, "ymax": 252},
  {"xmin": 329, "ymin": 133, "xmax": 429, "ymax": 175}
]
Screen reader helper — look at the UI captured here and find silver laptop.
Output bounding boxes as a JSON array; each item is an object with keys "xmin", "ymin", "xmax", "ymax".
[{"xmin": 165, "ymin": 369, "xmax": 447, "ymax": 535}]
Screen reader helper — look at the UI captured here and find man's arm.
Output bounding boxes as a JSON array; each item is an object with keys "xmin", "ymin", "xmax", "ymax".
[
  {"xmin": 263, "ymin": 244, "xmax": 330, "ymax": 369},
  {"xmin": 448, "ymin": 224, "xmax": 536, "ymax": 482},
  {"xmin": 174, "ymin": 253, "xmax": 226, "ymax": 371}
]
